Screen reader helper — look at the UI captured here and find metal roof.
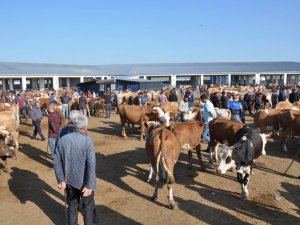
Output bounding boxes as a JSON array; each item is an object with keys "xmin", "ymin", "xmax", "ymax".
[{"xmin": 0, "ymin": 61, "xmax": 300, "ymax": 75}]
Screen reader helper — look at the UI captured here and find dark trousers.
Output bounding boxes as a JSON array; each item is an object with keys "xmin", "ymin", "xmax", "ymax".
[
  {"xmin": 32, "ymin": 120, "xmax": 44, "ymax": 139},
  {"xmin": 105, "ymin": 103, "xmax": 111, "ymax": 118},
  {"xmin": 66, "ymin": 185, "xmax": 95, "ymax": 225},
  {"xmin": 180, "ymin": 113, "xmax": 186, "ymax": 122}
]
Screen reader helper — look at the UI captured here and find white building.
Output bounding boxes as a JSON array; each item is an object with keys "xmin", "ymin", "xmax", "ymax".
[{"xmin": 0, "ymin": 61, "xmax": 300, "ymax": 91}]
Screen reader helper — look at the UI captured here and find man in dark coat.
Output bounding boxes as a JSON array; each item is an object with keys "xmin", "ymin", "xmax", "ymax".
[
  {"xmin": 79, "ymin": 93, "xmax": 87, "ymax": 116},
  {"xmin": 289, "ymin": 89, "xmax": 299, "ymax": 103}
]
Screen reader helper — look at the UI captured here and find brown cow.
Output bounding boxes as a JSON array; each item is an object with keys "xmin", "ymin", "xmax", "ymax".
[
  {"xmin": 254, "ymin": 109, "xmax": 281, "ymax": 133},
  {"xmin": 278, "ymin": 108, "xmax": 300, "ymax": 152},
  {"xmin": 275, "ymin": 101, "xmax": 292, "ymax": 110},
  {"xmin": 169, "ymin": 121, "xmax": 205, "ymax": 170},
  {"xmin": 145, "ymin": 124, "xmax": 181, "ymax": 209},
  {"xmin": 209, "ymin": 118, "xmax": 243, "ymax": 164},
  {"xmin": 118, "ymin": 105, "xmax": 159, "ymax": 141}
]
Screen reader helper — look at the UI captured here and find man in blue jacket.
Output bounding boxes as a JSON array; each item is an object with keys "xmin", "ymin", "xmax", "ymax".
[{"xmin": 53, "ymin": 115, "xmax": 96, "ymax": 225}]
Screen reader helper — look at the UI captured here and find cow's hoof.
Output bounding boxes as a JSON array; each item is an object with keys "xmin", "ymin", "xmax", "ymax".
[
  {"xmin": 168, "ymin": 202, "xmax": 177, "ymax": 210},
  {"xmin": 201, "ymin": 167, "xmax": 206, "ymax": 172},
  {"xmin": 151, "ymin": 195, "xmax": 157, "ymax": 201},
  {"xmin": 241, "ymin": 192, "xmax": 248, "ymax": 201}
]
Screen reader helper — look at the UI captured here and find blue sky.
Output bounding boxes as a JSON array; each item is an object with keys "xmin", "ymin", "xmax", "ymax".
[{"xmin": 0, "ymin": 0, "xmax": 299, "ymax": 64}]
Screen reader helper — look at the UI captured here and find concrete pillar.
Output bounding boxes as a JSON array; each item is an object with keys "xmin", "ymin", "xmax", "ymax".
[
  {"xmin": 255, "ymin": 73, "xmax": 260, "ymax": 85},
  {"xmin": 80, "ymin": 76, "xmax": 84, "ymax": 83},
  {"xmin": 2, "ymin": 79, "xmax": 6, "ymax": 90},
  {"xmin": 200, "ymin": 74, "xmax": 204, "ymax": 86},
  {"xmin": 170, "ymin": 74, "xmax": 176, "ymax": 87},
  {"xmin": 53, "ymin": 76, "xmax": 59, "ymax": 90},
  {"xmin": 66, "ymin": 78, "xmax": 70, "ymax": 88},
  {"xmin": 32, "ymin": 79, "xmax": 38, "ymax": 90},
  {"xmin": 39, "ymin": 78, "xmax": 45, "ymax": 91},
  {"xmin": 283, "ymin": 73, "xmax": 287, "ymax": 85},
  {"xmin": 22, "ymin": 76, "xmax": 27, "ymax": 91},
  {"xmin": 9, "ymin": 78, "xmax": 13, "ymax": 90},
  {"xmin": 143, "ymin": 76, "xmax": 147, "ymax": 80},
  {"xmin": 228, "ymin": 74, "xmax": 231, "ymax": 86}
]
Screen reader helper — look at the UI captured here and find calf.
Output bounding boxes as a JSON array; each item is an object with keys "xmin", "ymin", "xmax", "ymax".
[
  {"xmin": 208, "ymin": 118, "xmax": 243, "ymax": 164},
  {"xmin": 119, "ymin": 105, "xmax": 160, "ymax": 141},
  {"xmin": 217, "ymin": 127, "xmax": 265, "ymax": 200},
  {"xmin": 169, "ymin": 121, "xmax": 205, "ymax": 170},
  {"xmin": 145, "ymin": 123, "xmax": 181, "ymax": 209}
]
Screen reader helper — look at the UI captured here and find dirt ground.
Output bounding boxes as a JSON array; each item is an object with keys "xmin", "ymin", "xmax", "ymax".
[{"xmin": 0, "ymin": 113, "xmax": 299, "ymax": 225}]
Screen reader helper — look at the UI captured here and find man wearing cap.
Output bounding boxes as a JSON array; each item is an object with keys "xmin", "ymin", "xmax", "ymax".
[{"xmin": 201, "ymin": 93, "xmax": 215, "ymax": 150}]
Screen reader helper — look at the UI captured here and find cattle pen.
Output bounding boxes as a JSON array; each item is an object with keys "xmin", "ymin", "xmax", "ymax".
[{"xmin": 0, "ymin": 108, "xmax": 299, "ymax": 225}]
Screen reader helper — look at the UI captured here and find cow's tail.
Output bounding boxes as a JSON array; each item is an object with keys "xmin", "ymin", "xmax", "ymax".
[{"xmin": 160, "ymin": 129, "xmax": 175, "ymax": 184}]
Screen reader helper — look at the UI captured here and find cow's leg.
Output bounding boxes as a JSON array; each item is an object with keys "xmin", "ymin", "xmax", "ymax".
[
  {"xmin": 151, "ymin": 164, "xmax": 159, "ymax": 201},
  {"xmin": 188, "ymin": 150, "xmax": 193, "ymax": 170},
  {"xmin": 196, "ymin": 144, "xmax": 205, "ymax": 171},
  {"xmin": 121, "ymin": 125, "xmax": 127, "ymax": 138},
  {"xmin": 140, "ymin": 122, "xmax": 145, "ymax": 141},
  {"xmin": 167, "ymin": 182, "xmax": 176, "ymax": 209},
  {"xmin": 237, "ymin": 167, "xmax": 250, "ymax": 200},
  {"xmin": 147, "ymin": 164, "xmax": 153, "ymax": 183},
  {"xmin": 281, "ymin": 130, "xmax": 290, "ymax": 152},
  {"xmin": 209, "ymin": 146, "xmax": 213, "ymax": 164},
  {"xmin": 214, "ymin": 143, "xmax": 220, "ymax": 164},
  {"xmin": 0, "ymin": 157, "xmax": 9, "ymax": 173}
]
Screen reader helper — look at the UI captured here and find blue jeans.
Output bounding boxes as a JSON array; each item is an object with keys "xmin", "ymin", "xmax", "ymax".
[
  {"xmin": 62, "ymin": 104, "xmax": 69, "ymax": 119},
  {"xmin": 48, "ymin": 137, "xmax": 56, "ymax": 159},
  {"xmin": 203, "ymin": 123, "xmax": 210, "ymax": 143},
  {"xmin": 231, "ymin": 114, "xmax": 241, "ymax": 122},
  {"xmin": 188, "ymin": 101, "xmax": 193, "ymax": 108}
]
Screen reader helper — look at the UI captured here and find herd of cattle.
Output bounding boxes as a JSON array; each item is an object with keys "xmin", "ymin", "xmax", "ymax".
[{"xmin": 0, "ymin": 85, "xmax": 299, "ymax": 210}]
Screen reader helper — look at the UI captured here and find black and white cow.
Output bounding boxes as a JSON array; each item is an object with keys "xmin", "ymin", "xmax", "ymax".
[{"xmin": 217, "ymin": 127, "xmax": 267, "ymax": 200}]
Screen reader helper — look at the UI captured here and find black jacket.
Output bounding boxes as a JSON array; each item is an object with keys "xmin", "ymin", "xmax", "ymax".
[
  {"xmin": 289, "ymin": 92, "xmax": 299, "ymax": 103},
  {"xmin": 169, "ymin": 93, "xmax": 178, "ymax": 102}
]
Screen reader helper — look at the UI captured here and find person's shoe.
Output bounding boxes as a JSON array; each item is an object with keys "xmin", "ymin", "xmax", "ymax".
[
  {"xmin": 41, "ymin": 138, "xmax": 45, "ymax": 141},
  {"xmin": 31, "ymin": 136, "xmax": 36, "ymax": 140}
]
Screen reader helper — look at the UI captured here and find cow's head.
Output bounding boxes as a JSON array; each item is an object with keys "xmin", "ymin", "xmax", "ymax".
[
  {"xmin": 0, "ymin": 127, "xmax": 17, "ymax": 159},
  {"xmin": 152, "ymin": 106, "xmax": 170, "ymax": 127},
  {"xmin": 217, "ymin": 136, "xmax": 252, "ymax": 174}
]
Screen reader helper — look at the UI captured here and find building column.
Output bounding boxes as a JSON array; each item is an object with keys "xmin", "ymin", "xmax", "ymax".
[
  {"xmin": 39, "ymin": 78, "xmax": 45, "ymax": 90},
  {"xmin": 66, "ymin": 78, "xmax": 70, "ymax": 88},
  {"xmin": 32, "ymin": 78, "xmax": 38, "ymax": 90},
  {"xmin": 22, "ymin": 76, "xmax": 27, "ymax": 91},
  {"xmin": 171, "ymin": 74, "xmax": 176, "ymax": 87},
  {"xmin": 200, "ymin": 74, "xmax": 204, "ymax": 86},
  {"xmin": 143, "ymin": 76, "xmax": 147, "ymax": 80},
  {"xmin": 2, "ymin": 79, "xmax": 6, "ymax": 90},
  {"xmin": 228, "ymin": 74, "xmax": 231, "ymax": 86},
  {"xmin": 53, "ymin": 76, "xmax": 59, "ymax": 90},
  {"xmin": 283, "ymin": 73, "xmax": 287, "ymax": 85},
  {"xmin": 80, "ymin": 76, "xmax": 84, "ymax": 83},
  {"xmin": 9, "ymin": 78, "xmax": 13, "ymax": 90},
  {"xmin": 255, "ymin": 73, "xmax": 260, "ymax": 85}
]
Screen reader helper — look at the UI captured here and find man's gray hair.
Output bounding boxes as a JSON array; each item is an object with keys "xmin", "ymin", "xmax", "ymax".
[
  {"xmin": 73, "ymin": 115, "xmax": 88, "ymax": 130},
  {"xmin": 69, "ymin": 110, "xmax": 83, "ymax": 123}
]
